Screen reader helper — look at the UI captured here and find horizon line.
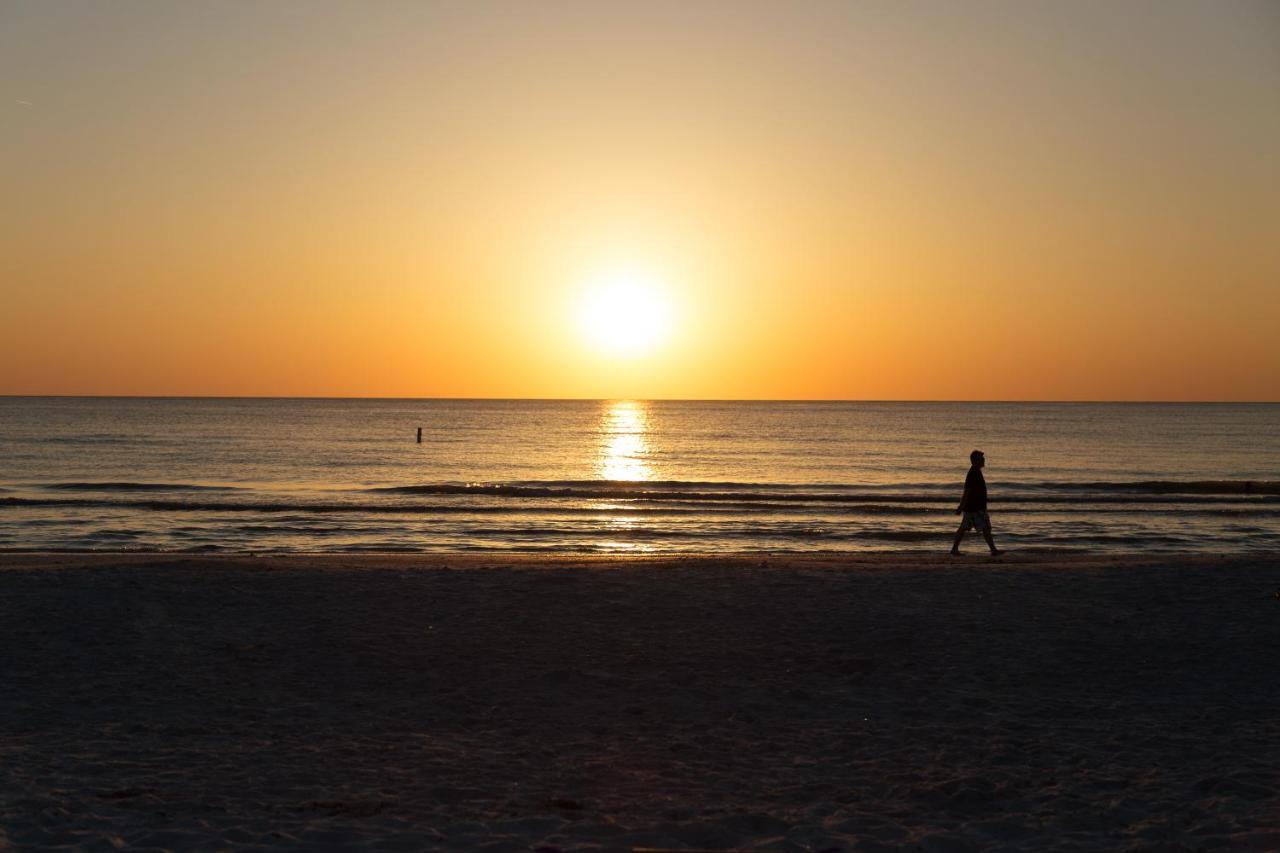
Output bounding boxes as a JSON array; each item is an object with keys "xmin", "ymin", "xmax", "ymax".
[{"xmin": 2, "ymin": 394, "xmax": 1277, "ymax": 405}]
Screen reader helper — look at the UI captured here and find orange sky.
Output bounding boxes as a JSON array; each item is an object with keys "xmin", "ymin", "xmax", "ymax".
[{"xmin": 3, "ymin": 1, "xmax": 1278, "ymax": 400}]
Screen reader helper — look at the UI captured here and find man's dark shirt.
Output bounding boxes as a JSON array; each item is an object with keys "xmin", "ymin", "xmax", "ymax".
[{"xmin": 961, "ymin": 466, "xmax": 988, "ymax": 511}]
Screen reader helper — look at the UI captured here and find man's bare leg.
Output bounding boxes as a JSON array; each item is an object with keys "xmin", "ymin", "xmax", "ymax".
[
  {"xmin": 982, "ymin": 527, "xmax": 1001, "ymax": 555},
  {"xmin": 951, "ymin": 525, "xmax": 966, "ymax": 555}
]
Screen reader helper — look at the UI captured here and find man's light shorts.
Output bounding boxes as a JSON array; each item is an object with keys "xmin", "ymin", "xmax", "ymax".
[{"xmin": 960, "ymin": 510, "xmax": 991, "ymax": 533}]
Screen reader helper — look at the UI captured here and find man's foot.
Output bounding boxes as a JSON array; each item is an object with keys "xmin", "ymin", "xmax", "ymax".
[
  {"xmin": 950, "ymin": 549, "xmax": 961, "ymax": 556},
  {"xmin": 989, "ymin": 548, "xmax": 1002, "ymax": 556}
]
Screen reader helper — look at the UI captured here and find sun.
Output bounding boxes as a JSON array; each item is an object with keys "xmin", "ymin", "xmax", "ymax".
[{"xmin": 577, "ymin": 268, "xmax": 674, "ymax": 357}]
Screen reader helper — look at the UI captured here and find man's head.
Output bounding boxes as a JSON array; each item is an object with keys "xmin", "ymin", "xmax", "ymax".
[{"xmin": 970, "ymin": 449, "xmax": 985, "ymax": 467}]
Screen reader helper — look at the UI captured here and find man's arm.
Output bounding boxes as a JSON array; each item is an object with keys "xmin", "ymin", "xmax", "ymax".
[{"xmin": 957, "ymin": 468, "xmax": 975, "ymax": 513}]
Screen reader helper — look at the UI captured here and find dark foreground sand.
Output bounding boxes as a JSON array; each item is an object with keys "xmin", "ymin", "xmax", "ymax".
[{"xmin": 1, "ymin": 553, "xmax": 1278, "ymax": 852}]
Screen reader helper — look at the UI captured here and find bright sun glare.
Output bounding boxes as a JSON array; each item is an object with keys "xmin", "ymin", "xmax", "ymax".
[{"xmin": 577, "ymin": 269, "xmax": 673, "ymax": 358}]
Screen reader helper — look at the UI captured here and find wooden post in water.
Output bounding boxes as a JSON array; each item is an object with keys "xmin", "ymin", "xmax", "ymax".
[{"xmin": 416, "ymin": 427, "xmax": 422, "ymax": 444}]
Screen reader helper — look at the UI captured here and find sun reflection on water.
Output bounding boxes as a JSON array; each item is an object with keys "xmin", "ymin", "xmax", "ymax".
[{"xmin": 597, "ymin": 400, "xmax": 652, "ymax": 482}]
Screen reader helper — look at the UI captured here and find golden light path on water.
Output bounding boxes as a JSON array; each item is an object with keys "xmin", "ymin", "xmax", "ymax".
[
  {"xmin": 595, "ymin": 400, "xmax": 654, "ymax": 551},
  {"xmin": 598, "ymin": 400, "xmax": 652, "ymax": 482}
]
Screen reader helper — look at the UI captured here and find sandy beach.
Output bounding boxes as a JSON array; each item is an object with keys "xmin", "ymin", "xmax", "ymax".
[{"xmin": 1, "ymin": 552, "xmax": 1278, "ymax": 851}]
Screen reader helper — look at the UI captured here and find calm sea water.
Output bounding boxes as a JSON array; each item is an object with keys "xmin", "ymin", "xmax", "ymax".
[{"xmin": 1, "ymin": 398, "xmax": 1278, "ymax": 554}]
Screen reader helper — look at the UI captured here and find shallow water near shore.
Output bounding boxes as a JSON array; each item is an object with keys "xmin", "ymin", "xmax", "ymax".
[{"xmin": 2, "ymin": 397, "xmax": 1278, "ymax": 553}]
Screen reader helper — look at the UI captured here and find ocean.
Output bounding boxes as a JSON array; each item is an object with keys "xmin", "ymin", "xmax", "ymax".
[{"xmin": 1, "ymin": 397, "xmax": 1277, "ymax": 554}]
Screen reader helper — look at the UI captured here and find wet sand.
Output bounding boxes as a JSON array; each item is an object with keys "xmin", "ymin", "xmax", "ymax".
[{"xmin": 2, "ymin": 552, "xmax": 1278, "ymax": 851}]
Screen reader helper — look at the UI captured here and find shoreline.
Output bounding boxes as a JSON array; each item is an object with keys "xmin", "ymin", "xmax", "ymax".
[
  {"xmin": 3, "ymin": 553, "xmax": 1278, "ymax": 851},
  {"xmin": 5, "ymin": 550, "xmax": 1275, "ymax": 565}
]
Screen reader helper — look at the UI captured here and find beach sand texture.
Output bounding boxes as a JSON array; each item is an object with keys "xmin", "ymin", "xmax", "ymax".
[{"xmin": 2, "ymin": 553, "xmax": 1278, "ymax": 851}]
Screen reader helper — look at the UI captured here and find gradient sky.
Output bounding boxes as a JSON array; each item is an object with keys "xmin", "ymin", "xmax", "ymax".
[{"xmin": 3, "ymin": 0, "xmax": 1278, "ymax": 400}]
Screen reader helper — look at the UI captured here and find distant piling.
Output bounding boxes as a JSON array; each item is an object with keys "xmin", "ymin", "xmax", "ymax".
[{"xmin": 416, "ymin": 427, "xmax": 422, "ymax": 444}]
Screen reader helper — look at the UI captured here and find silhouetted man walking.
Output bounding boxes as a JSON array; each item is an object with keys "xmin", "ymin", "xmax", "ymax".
[{"xmin": 952, "ymin": 449, "xmax": 1000, "ymax": 555}]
